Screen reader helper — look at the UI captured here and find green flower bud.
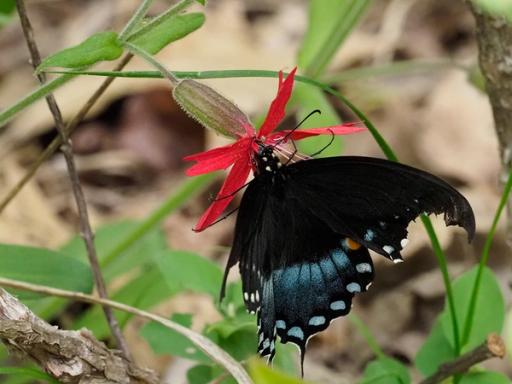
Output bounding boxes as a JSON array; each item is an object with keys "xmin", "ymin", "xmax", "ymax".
[{"xmin": 173, "ymin": 79, "xmax": 251, "ymax": 138}]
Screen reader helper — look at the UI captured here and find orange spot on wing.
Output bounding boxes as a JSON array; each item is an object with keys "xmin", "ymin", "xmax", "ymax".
[{"xmin": 346, "ymin": 238, "xmax": 361, "ymax": 250}]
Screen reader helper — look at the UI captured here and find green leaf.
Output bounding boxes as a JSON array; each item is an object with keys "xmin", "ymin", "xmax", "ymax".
[
  {"xmin": 195, "ymin": 0, "xmax": 207, "ymax": 4},
  {"xmin": 140, "ymin": 313, "xmax": 210, "ymax": 363},
  {"xmin": 298, "ymin": 0, "xmax": 371, "ymax": 78},
  {"xmin": 249, "ymin": 359, "xmax": 307, "ymax": 384},
  {"xmin": 128, "ymin": 13, "xmax": 205, "ymax": 55},
  {"xmin": 270, "ymin": 343, "xmax": 298, "ymax": 376},
  {"xmin": 0, "ymin": 366, "xmax": 59, "ymax": 384},
  {"xmin": 472, "ymin": 0, "xmax": 512, "ymax": 22},
  {"xmin": 291, "ymin": 83, "xmax": 343, "ymax": 156},
  {"xmin": 0, "ymin": 0, "xmax": 15, "ymax": 28},
  {"xmin": 156, "ymin": 250, "xmax": 222, "ymax": 297},
  {"xmin": 440, "ymin": 266, "xmax": 505, "ymax": 351},
  {"xmin": 415, "ymin": 318, "xmax": 456, "ymax": 376},
  {"xmin": 0, "ymin": 244, "xmax": 92, "ymax": 299},
  {"xmin": 37, "ymin": 31, "xmax": 123, "ymax": 72},
  {"xmin": 210, "ymin": 328, "xmax": 256, "ymax": 362},
  {"xmin": 360, "ymin": 357, "xmax": 410, "ymax": 384},
  {"xmin": 460, "ymin": 371, "xmax": 511, "ymax": 384},
  {"xmin": 60, "ymin": 220, "xmax": 168, "ymax": 281},
  {"xmin": 187, "ymin": 364, "xmax": 214, "ymax": 384},
  {"xmin": 74, "ymin": 265, "xmax": 175, "ymax": 338},
  {"xmin": 206, "ymin": 316, "xmax": 256, "ymax": 339}
]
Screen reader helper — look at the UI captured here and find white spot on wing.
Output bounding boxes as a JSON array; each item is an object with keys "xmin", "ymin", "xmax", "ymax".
[
  {"xmin": 330, "ymin": 300, "xmax": 346, "ymax": 310},
  {"xmin": 308, "ymin": 316, "xmax": 326, "ymax": 326},
  {"xmin": 276, "ymin": 320, "xmax": 286, "ymax": 329},
  {"xmin": 383, "ymin": 245, "xmax": 394, "ymax": 254},
  {"xmin": 364, "ymin": 229, "xmax": 375, "ymax": 241},
  {"xmin": 400, "ymin": 238, "xmax": 409, "ymax": 248},
  {"xmin": 356, "ymin": 263, "xmax": 372, "ymax": 273},
  {"xmin": 287, "ymin": 326, "xmax": 304, "ymax": 340},
  {"xmin": 347, "ymin": 282, "xmax": 361, "ymax": 293},
  {"xmin": 244, "ymin": 292, "xmax": 249, "ymax": 300}
]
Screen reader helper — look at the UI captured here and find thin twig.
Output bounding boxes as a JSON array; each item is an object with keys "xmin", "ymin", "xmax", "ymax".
[
  {"xmin": 419, "ymin": 334, "xmax": 506, "ymax": 384},
  {"xmin": 15, "ymin": 0, "xmax": 131, "ymax": 360},
  {"xmin": 0, "ymin": 278, "xmax": 253, "ymax": 384}
]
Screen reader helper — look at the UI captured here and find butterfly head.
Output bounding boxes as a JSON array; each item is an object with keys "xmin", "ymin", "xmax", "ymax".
[{"xmin": 254, "ymin": 144, "xmax": 282, "ymax": 175}]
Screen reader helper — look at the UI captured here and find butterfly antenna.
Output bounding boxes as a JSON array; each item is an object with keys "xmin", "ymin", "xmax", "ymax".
[
  {"xmin": 272, "ymin": 109, "xmax": 321, "ymax": 148},
  {"xmin": 308, "ymin": 128, "xmax": 335, "ymax": 157}
]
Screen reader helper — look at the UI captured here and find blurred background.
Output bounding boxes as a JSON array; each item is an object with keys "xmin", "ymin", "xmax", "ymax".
[{"xmin": 0, "ymin": 0, "xmax": 509, "ymax": 383}]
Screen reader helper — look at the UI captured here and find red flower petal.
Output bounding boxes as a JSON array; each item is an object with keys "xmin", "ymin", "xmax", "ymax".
[
  {"xmin": 258, "ymin": 68, "xmax": 297, "ymax": 138},
  {"xmin": 193, "ymin": 156, "xmax": 252, "ymax": 231},
  {"xmin": 268, "ymin": 123, "xmax": 366, "ymax": 142},
  {"xmin": 184, "ymin": 137, "xmax": 253, "ymax": 176}
]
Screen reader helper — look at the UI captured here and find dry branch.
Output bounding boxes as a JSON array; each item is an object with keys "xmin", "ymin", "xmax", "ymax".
[
  {"xmin": 419, "ymin": 333, "xmax": 506, "ymax": 384},
  {"xmin": 468, "ymin": 2, "xmax": 512, "ymax": 239},
  {"xmin": 0, "ymin": 288, "xmax": 157, "ymax": 383}
]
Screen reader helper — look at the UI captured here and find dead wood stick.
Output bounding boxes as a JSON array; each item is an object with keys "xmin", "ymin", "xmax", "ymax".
[
  {"xmin": 419, "ymin": 333, "xmax": 506, "ymax": 384},
  {"xmin": 0, "ymin": 288, "xmax": 157, "ymax": 383},
  {"xmin": 15, "ymin": 0, "xmax": 131, "ymax": 359}
]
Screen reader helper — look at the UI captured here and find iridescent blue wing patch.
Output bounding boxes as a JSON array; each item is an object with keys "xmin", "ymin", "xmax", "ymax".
[{"xmin": 257, "ymin": 241, "xmax": 374, "ymax": 372}]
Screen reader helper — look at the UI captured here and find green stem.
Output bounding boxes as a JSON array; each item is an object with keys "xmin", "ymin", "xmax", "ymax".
[
  {"xmin": 118, "ymin": 0, "xmax": 155, "ymax": 41},
  {"xmin": 349, "ymin": 313, "xmax": 385, "ymax": 359},
  {"xmin": 421, "ymin": 215, "xmax": 461, "ymax": 354},
  {"xmin": 0, "ymin": 74, "xmax": 74, "ymax": 128},
  {"xmin": 461, "ymin": 169, "xmax": 512, "ymax": 348},
  {"xmin": 124, "ymin": 0, "xmax": 194, "ymax": 42},
  {"xmin": 101, "ymin": 173, "xmax": 216, "ymax": 268},
  {"xmin": 304, "ymin": 0, "xmax": 371, "ymax": 78},
  {"xmin": 321, "ymin": 59, "xmax": 469, "ymax": 83},
  {"xmin": 123, "ymin": 41, "xmax": 179, "ymax": 84}
]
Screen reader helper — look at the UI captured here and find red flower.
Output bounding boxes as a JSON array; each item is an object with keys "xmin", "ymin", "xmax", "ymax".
[{"xmin": 184, "ymin": 68, "xmax": 364, "ymax": 231}]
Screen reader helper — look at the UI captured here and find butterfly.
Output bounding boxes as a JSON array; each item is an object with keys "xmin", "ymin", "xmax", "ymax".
[{"xmin": 219, "ymin": 144, "xmax": 475, "ymax": 374}]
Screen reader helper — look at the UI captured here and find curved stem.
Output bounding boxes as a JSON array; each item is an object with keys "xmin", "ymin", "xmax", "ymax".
[
  {"xmin": 461, "ymin": 169, "xmax": 512, "ymax": 348},
  {"xmin": 0, "ymin": 279, "xmax": 252, "ymax": 384}
]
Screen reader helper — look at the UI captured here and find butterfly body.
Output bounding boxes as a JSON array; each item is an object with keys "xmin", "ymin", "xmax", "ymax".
[{"xmin": 220, "ymin": 144, "xmax": 475, "ymax": 371}]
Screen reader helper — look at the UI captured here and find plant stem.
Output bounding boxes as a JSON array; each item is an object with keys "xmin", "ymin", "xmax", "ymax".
[
  {"xmin": 124, "ymin": 0, "xmax": 194, "ymax": 42},
  {"xmin": 123, "ymin": 41, "xmax": 179, "ymax": 84},
  {"xmin": 118, "ymin": 0, "xmax": 155, "ymax": 41},
  {"xmin": 15, "ymin": 0, "xmax": 131, "ymax": 360},
  {"xmin": 349, "ymin": 313, "xmax": 385, "ymax": 359},
  {"xmin": 421, "ymin": 215, "xmax": 461, "ymax": 354},
  {"xmin": 0, "ymin": 74, "xmax": 74, "ymax": 129},
  {"xmin": 0, "ymin": 279, "xmax": 253, "ymax": 384},
  {"xmin": 461, "ymin": 169, "xmax": 512, "ymax": 348}
]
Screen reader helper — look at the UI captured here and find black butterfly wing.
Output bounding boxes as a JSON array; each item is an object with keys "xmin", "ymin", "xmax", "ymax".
[
  {"xmin": 222, "ymin": 155, "xmax": 475, "ymax": 371},
  {"xmin": 285, "ymin": 156, "xmax": 475, "ymax": 262},
  {"xmin": 224, "ymin": 172, "xmax": 376, "ymax": 367}
]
